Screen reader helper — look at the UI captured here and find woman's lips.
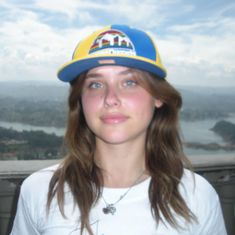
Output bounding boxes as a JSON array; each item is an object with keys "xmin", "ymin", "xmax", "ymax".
[{"xmin": 100, "ymin": 114, "xmax": 129, "ymax": 124}]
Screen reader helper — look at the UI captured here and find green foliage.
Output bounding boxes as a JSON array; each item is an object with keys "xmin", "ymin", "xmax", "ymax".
[{"xmin": 0, "ymin": 127, "xmax": 64, "ymax": 160}]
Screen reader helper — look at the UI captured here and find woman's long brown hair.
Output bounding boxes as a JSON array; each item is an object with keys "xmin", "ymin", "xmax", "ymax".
[{"xmin": 47, "ymin": 69, "xmax": 196, "ymax": 234}]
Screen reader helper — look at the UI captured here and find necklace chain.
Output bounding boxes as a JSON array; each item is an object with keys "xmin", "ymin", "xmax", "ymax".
[{"xmin": 102, "ymin": 170, "xmax": 145, "ymax": 215}]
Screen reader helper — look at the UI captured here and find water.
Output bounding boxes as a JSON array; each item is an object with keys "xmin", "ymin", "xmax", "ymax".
[
  {"xmin": 0, "ymin": 113, "xmax": 235, "ymax": 155},
  {"xmin": 181, "ymin": 113, "xmax": 235, "ymax": 155},
  {"xmin": 180, "ymin": 119, "xmax": 225, "ymax": 144}
]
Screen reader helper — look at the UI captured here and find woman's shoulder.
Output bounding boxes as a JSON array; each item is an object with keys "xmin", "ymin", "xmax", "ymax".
[
  {"xmin": 20, "ymin": 164, "xmax": 60, "ymax": 199},
  {"xmin": 180, "ymin": 170, "xmax": 227, "ymax": 234},
  {"xmin": 180, "ymin": 168, "xmax": 219, "ymax": 210},
  {"xmin": 181, "ymin": 169, "xmax": 217, "ymax": 196}
]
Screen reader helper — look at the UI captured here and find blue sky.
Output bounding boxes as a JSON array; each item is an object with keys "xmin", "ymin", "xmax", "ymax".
[{"xmin": 0, "ymin": 0, "xmax": 234, "ymax": 87}]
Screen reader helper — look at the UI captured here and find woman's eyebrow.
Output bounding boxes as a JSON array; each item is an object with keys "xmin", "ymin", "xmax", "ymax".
[
  {"xmin": 85, "ymin": 68, "xmax": 134, "ymax": 79},
  {"xmin": 85, "ymin": 73, "xmax": 102, "ymax": 79}
]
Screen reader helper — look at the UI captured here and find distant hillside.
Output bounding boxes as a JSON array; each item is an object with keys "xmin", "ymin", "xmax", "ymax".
[
  {"xmin": 179, "ymin": 86, "xmax": 235, "ymax": 113},
  {"xmin": 212, "ymin": 120, "xmax": 235, "ymax": 144},
  {"xmin": 0, "ymin": 81, "xmax": 69, "ymax": 101},
  {"xmin": 0, "ymin": 97, "xmax": 67, "ymax": 127}
]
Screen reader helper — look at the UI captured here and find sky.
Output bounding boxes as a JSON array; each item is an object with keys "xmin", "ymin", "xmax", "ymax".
[{"xmin": 0, "ymin": 0, "xmax": 235, "ymax": 87}]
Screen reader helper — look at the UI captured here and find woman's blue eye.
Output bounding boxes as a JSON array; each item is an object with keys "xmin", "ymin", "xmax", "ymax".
[
  {"xmin": 124, "ymin": 80, "xmax": 137, "ymax": 87},
  {"xmin": 88, "ymin": 82, "xmax": 103, "ymax": 89}
]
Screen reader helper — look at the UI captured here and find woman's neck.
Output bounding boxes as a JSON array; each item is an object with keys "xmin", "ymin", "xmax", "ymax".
[{"xmin": 94, "ymin": 140, "xmax": 148, "ymax": 187}]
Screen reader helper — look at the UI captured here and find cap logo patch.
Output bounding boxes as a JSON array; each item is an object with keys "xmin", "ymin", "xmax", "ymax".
[{"xmin": 89, "ymin": 30, "xmax": 136, "ymax": 56}]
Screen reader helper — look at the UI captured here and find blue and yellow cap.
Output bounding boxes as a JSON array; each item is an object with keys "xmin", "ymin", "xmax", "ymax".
[{"xmin": 57, "ymin": 25, "xmax": 167, "ymax": 82}]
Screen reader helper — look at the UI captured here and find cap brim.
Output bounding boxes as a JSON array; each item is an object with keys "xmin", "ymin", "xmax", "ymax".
[{"xmin": 57, "ymin": 56, "xmax": 167, "ymax": 82}]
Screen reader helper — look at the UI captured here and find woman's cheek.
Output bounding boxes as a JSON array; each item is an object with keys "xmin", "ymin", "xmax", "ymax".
[
  {"xmin": 82, "ymin": 94, "xmax": 101, "ymax": 113},
  {"xmin": 126, "ymin": 93, "xmax": 148, "ymax": 106}
]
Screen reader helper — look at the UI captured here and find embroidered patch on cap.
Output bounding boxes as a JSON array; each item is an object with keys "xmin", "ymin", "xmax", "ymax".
[{"xmin": 89, "ymin": 29, "xmax": 136, "ymax": 56}]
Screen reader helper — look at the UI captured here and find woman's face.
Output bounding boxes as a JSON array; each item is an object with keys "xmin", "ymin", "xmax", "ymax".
[{"xmin": 81, "ymin": 66, "xmax": 162, "ymax": 145}]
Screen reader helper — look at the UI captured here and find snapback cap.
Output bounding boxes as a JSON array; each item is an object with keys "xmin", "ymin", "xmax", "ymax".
[{"xmin": 57, "ymin": 25, "xmax": 167, "ymax": 82}]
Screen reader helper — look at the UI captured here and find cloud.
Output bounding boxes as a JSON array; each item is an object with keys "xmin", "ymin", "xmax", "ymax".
[
  {"xmin": 33, "ymin": 0, "xmax": 194, "ymax": 28},
  {"xmin": 0, "ymin": 1, "xmax": 102, "ymax": 82},
  {"xmin": 34, "ymin": 0, "xmax": 83, "ymax": 21},
  {"xmin": 154, "ymin": 14, "xmax": 235, "ymax": 87}
]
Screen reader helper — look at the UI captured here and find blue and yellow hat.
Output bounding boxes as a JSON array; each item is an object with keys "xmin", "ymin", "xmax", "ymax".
[{"xmin": 57, "ymin": 25, "xmax": 167, "ymax": 82}]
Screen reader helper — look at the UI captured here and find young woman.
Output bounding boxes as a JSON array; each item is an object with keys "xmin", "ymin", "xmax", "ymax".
[{"xmin": 11, "ymin": 25, "xmax": 227, "ymax": 235}]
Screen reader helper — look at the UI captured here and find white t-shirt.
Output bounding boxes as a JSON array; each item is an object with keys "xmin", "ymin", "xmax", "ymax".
[{"xmin": 10, "ymin": 165, "xmax": 227, "ymax": 235}]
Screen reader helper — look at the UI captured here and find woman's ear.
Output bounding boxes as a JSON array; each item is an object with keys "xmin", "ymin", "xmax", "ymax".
[{"xmin": 155, "ymin": 99, "xmax": 163, "ymax": 108}]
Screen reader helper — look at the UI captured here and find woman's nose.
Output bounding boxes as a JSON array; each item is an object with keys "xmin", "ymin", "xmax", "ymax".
[{"xmin": 104, "ymin": 86, "xmax": 121, "ymax": 108}]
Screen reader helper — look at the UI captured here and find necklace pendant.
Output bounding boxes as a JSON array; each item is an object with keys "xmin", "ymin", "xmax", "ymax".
[{"xmin": 103, "ymin": 204, "xmax": 116, "ymax": 215}]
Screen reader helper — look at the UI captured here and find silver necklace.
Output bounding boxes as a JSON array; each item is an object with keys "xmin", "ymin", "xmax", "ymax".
[{"xmin": 102, "ymin": 171, "xmax": 145, "ymax": 215}]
